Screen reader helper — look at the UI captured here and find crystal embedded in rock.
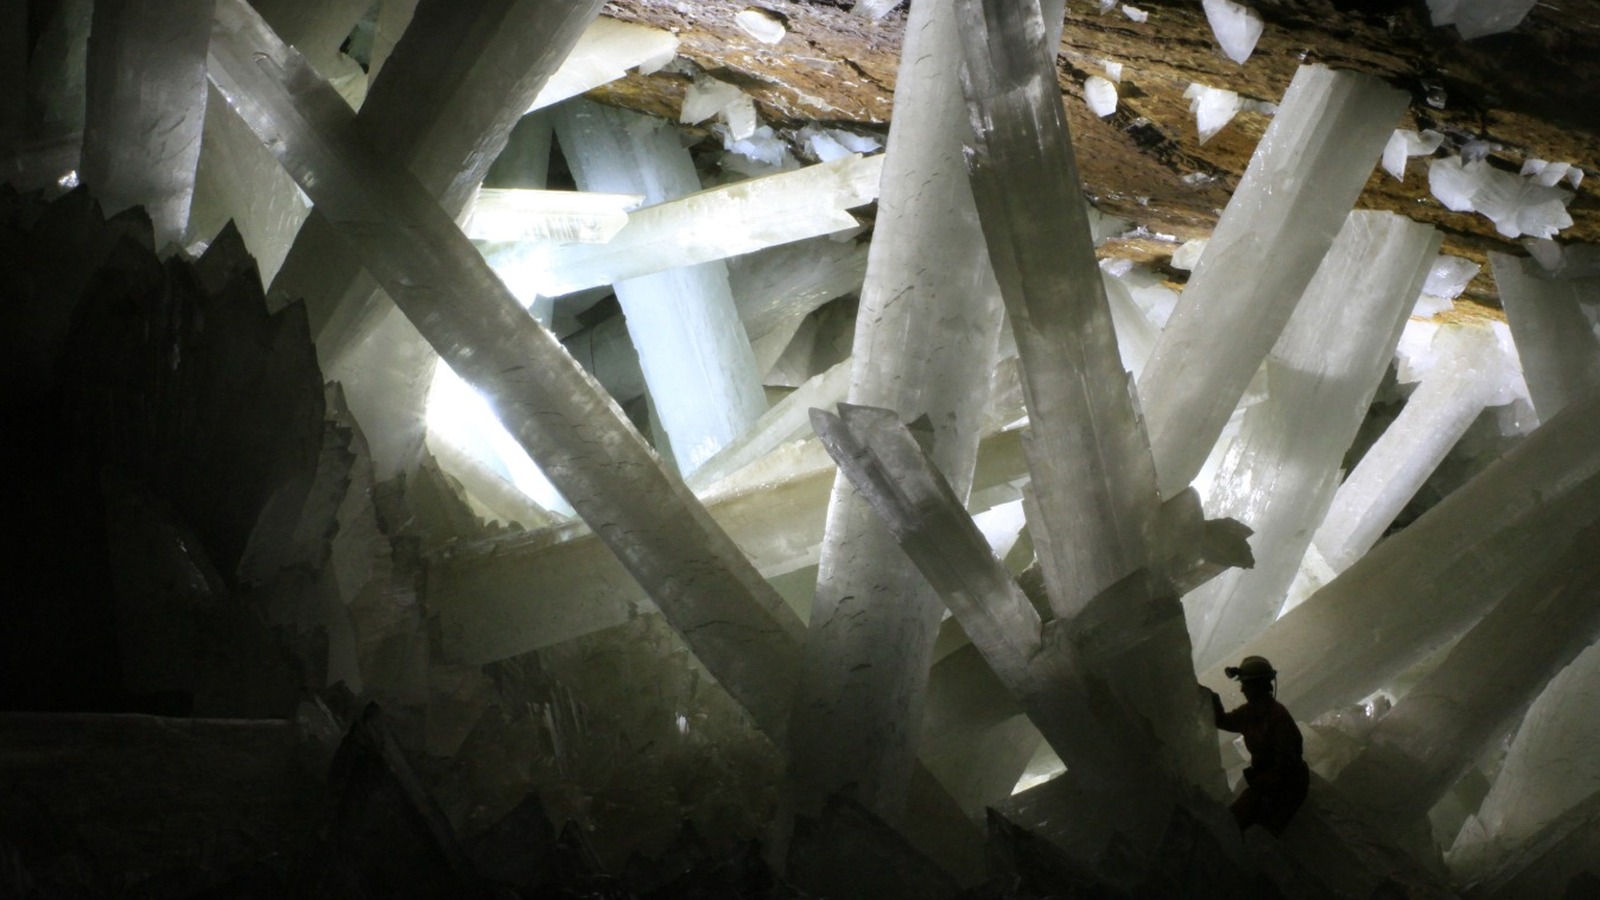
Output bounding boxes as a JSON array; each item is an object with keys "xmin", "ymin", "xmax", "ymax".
[
  {"xmin": 528, "ymin": 17, "xmax": 678, "ymax": 111},
  {"xmin": 1202, "ymin": 0, "xmax": 1263, "ymax": 64},
  {"xmin": 1429, "ymin": 155, "xmax": 1574, "ymax": 239},
  {"xmin": 1139, "ymin": 65, "xmax": 1408, "ymax": 497}
]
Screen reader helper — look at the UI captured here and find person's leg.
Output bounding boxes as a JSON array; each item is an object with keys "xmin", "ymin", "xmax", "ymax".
[{"xmin": 1230, "ymin": 787, "xmax": 1262, "ymax": 830}]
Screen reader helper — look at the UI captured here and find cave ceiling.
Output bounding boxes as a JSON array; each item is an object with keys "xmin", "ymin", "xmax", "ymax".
[{"xmin": 592, "ymin": 0, "xmax": 1600, "ymax": 311}]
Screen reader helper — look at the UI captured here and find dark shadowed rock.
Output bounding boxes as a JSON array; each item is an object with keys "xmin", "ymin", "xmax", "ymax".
[{"xmin": 785, "ymin": 794, "xmax": 961, "ymax": 900}]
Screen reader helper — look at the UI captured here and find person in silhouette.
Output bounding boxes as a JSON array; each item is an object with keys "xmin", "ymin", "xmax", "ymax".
[{"xmin": 1205, "ymin": 655, "xmax": 1311, "ymax": 835}]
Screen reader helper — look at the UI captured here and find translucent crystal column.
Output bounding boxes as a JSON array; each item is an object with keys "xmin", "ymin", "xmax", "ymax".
[
  {"xmin": 206, "ymin": 0, "xmax": 803, "ymax": 740},
  {"xmin": 1185, "ymin": 212, "xmax": 1440, "ymax": 671},
  {"xmin": 1450, "ymin": 642, "xmax": 1600, "ymax": 879},
  {"xmin": 728, "ymin": 237, "xmax": 869, "ymax": 374},
  {"xmin": 918, "ymin": 645, "xmax": 1042, "ymax": 819},
  {"xmin": 552, "ymin": 100, "xmax": 766, "ymax": 473},
  {"xmin": 1333, "ymin": 524, "xmax": 1600, "ymax": 825},
  {"xmin": 431, "ymin": 426, "xmax": 1031, "ymax": 664},
  {"xmin": 1137, "ymin": 65, "xmax": 1408, "ymax": 497},
  {"xmin": 499, "ymin": 153, "xmax": 882, "ymax": 296},
  {"xmin": 809, "ymin": 404, "xmax": 1165, "ymax": 789},
  {"xmin": 265, "ymin": 0, "xmax": 605, "ymax": 478},
  {"xmin": 79, "ymin": 0, "xmax": 211, "ymax": 248},
  {"xmin": 1492, "ymin": 249, "xmax": 1600, "ymax": 423},
  {"xmin": 783, "ymin": 0, "xmax": 1007, "ymax": 820},
  {"xmin": 955, "ymin": 0, "xmax": 1219, "ymax": 793},
  {"xmin": 1308, "ymin": 323, "xmax": 1520, "ymax": 578},
  {"xmin": 1200, "ymin": 384, "xmax": 1600, "ymax": 721}
]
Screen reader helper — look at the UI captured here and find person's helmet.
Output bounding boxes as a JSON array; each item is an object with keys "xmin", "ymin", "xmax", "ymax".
[{"xmin": 1225, "ymin": 656, "xmax": 1277, "ymax": 682}]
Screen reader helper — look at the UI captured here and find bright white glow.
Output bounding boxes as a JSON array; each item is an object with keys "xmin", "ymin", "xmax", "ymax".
[
  {"xmin": 425, "ymin": 365, "xmax": 572, "ymax": 514},
  {"xmin": 465, "ymin": 188, "xmax": 642, "ymax": 243}
]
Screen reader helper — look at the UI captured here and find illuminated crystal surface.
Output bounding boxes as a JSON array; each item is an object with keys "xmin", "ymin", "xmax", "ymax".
[
  {"xmin": 79, "ymin": 0, "xmax": 211, "ymax": 248},
  {"xmin": 1203, "ymin": 384, "xmax": 1600, "ymax": 722},
  {"xmin": 1139, "ymin": 65, "xmax": 1408, "ymax": 497},
  {"xmin": 1306, "ymin": 322, "xmax": 1523, "ymax": 579},
  {"xmin": 553, "ymin": 100, "xmax": 767, "ymax": 472},
  {"xmin": 1492, "ymin": 248, "xmax": 1600, "ymax": 423},
  {"xmin": 1185, "ymin": 211, "xmax": 1440, "ymax": 671},
  {"xmin": 496, "ymin": 153, "xmax": 882, "ymax": 297},
  {"xmin": 956, "ymin": 0, "xmax": 1220, "ymax": 796},
  {"xmin": 207, "ymin": 0, "xmax": 803, "ymax": 739},
  {"xmin": 784, "ymin": 0, "xmax": 1007, "ymax": 820}
]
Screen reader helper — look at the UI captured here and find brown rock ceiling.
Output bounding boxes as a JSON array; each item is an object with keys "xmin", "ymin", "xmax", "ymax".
[{"xmin": 592, "ymin": 0, "xmax": 1600, "ymax": 310}]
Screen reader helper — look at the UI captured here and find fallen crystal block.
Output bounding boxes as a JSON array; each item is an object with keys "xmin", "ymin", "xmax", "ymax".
[
  {"xmin": 1184, "ymin": 82, "xmax": 1240, "ymax": 144},
  {"xmin": 1122, "ymin": 5, "xmax": 1149, "ymax": 23},
  {"xmin": 1202, "ymin": 0, "xmax": 1263, "ymax": 65},
  {"xmin": 1084, "ymin": 76, "xmax": 1118, "ymax": 117}
]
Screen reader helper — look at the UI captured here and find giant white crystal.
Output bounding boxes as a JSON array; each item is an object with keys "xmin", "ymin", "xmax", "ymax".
[
  {"xmin": 1203, "ymin": 383, "xmax": 1600, "ymax": 722},
  {"xmin": 207, "ymin": 0, "xmax": 804, "ymax": 742},
  {"xmin": 1186, "ymin": 211, "xmax": 1440, "ymax": 672},
  {"xmin": 553, "ymin": 100, "xmax": 768, "ymax": 473},
  {"xmin": 1139, "ymin": 65, "xmax": 1409, "ymax": 498},
  {"xmin": 1492, "ymin": 249, "xmax": 1600, "ymax": 423},
  {"xmin": 785, "ymin": 0, "xmax": 1008, "ymax": 820},
  {"xmin": 1306, "ymin": 322, "xmax": 1523, "ymax": 578},
  {"xmin": 497, "ymin": 153, "xmax": 882, "ymax": 297}
]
